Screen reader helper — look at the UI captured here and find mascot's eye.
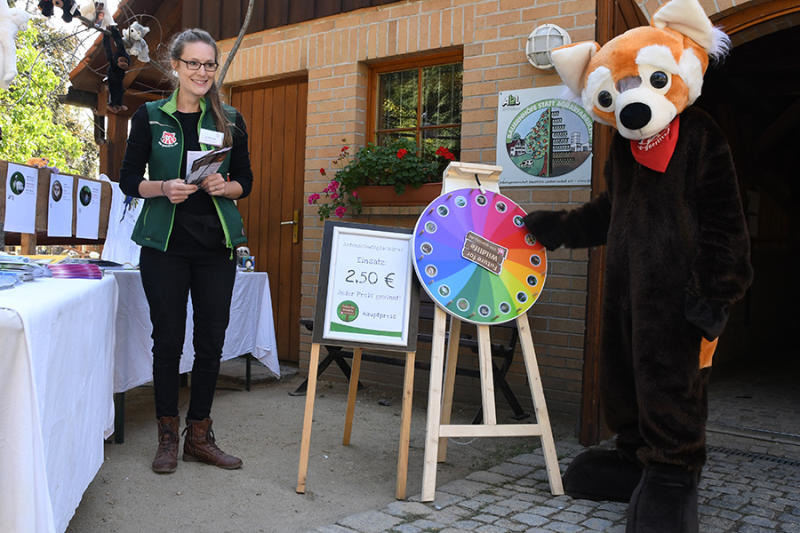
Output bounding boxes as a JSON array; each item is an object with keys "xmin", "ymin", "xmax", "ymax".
[
  {"xmin": 650, "ymin": 71, "xmax": 669, "ymax": 89},
  {"xmin": 597, "ymin": 91, "xmax": 613, "ymax": 109}
]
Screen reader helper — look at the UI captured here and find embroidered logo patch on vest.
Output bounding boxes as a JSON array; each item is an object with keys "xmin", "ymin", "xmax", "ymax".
[{"xmin": 159, "ymin": 131, "xmax": 178, "ymax": 147}]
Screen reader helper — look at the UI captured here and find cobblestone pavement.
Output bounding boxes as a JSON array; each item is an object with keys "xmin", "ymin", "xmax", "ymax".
[{"xmin": 311, "ymin": 438, "xmax": 800, "ymax": 533}]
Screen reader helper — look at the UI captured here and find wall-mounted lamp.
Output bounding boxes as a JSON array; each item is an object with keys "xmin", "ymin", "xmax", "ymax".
[{"xmin": 525, "ymin": 24, "xmax": 571, "ymax": 70}]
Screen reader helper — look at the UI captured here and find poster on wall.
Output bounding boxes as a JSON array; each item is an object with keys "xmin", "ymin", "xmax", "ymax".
[
  {"xmin": 313, "ymin": 221, "xmax": 419, "ymax": 352},
  {"xmin": 3, "ymin": 163, "xmax": 38, "ymax": 233},
  {"xmin": 75, "ymin": 178, "xmax": 102, "ymax": 239},
  {"xmin": 497, "ymin": 86, "xmax": 593, "ymax": 187},
  {"xmin": 47, "ymin": 174, "xmax": 73, "ymax": 237}
]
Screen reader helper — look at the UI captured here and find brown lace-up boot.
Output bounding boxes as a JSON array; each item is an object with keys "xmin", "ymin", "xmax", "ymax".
[
  {"xmin": 151, "ymin": 416, "xmax": 180, "ymax": 474},
  {"xmin": 182, "ymin": 418, "xmax": 243, "ymax": 469}
]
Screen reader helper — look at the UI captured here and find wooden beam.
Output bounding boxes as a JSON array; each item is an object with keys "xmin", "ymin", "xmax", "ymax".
[{"xmin": 714, "ymin": 0, "xmax": 800, "ymax": 35}]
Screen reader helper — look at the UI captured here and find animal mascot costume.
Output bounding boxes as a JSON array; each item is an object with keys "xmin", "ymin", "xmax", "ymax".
[{"xmin": 523, "ymin": 0, "xmax": 752, "ymax": 531}]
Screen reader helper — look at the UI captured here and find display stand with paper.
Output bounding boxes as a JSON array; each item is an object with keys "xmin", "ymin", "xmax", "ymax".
[{"xmin": 296, "ymin": 221, "xmax": 420, "ymax": 500}]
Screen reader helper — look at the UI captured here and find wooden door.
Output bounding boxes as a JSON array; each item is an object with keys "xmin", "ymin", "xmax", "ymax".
[
  {"xmin": 231, "ymin": 77, "xmax": 308, "ymax": 363},
  {"xmin": 580, "ymin": 0, "xmax": 648, "ymax": 445}
]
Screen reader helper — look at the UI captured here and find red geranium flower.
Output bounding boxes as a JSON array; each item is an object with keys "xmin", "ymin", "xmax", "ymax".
[
  {"xmin": 396, "ymin": 148, "xmax": 408, "ymax": 159},
  {"xmin": 320, "ymin": 168, "xmax": 326, "ymax": 176},
  {"xmin": 335, "ymin": 206, "xmax": 347, "ymax": 217},
  {"xmin": 307, "ymin": 193, "xmax": 320, "ymax": 204}
]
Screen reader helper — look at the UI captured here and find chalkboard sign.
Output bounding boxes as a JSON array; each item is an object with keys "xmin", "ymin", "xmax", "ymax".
[{"xmin": 313, "ymin": 221, "xmax": 419, "ymax": 352}]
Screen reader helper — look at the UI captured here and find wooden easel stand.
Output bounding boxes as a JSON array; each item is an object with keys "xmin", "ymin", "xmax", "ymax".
[
  {"xmin": 420, "ymin": 306, "xmax": 564, "ymax": 501},
  {"xmin": 297, "ymin": 344, "xmax": 417, "ymax": 500}
]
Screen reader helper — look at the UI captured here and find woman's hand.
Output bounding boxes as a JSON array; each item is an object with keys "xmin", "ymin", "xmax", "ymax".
[
  {"xmin": 200, "ymin": 173, "xmax": 227, "ymax": 197},
  {"xmin": 162, "ymin": 179, "xmax": 198, "ymax": 204}
]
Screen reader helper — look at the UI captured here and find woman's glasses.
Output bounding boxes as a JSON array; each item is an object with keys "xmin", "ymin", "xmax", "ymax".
[{"xmin": 177, "ymin": 58, "xmax": 219, "ymax": 72}]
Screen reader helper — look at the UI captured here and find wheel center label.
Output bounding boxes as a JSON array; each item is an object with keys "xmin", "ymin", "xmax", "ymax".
[{"xmin": 461, "ymin": 231, "xmax": 507, "ymax": 275}]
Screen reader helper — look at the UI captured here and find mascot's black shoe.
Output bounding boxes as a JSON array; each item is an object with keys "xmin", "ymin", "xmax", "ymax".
[
  {"xmin": 563, "ymin": 448, "xmax": 643, "ymax": 502},
  {"xmin": 626, "ymin": 463, "xmax": 699, "ymax": 533}
]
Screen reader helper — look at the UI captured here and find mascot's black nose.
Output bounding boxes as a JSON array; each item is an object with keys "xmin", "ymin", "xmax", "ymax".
[{"xmin": 620, "ymin": 103, "xmax": 651, "ymax": 130}]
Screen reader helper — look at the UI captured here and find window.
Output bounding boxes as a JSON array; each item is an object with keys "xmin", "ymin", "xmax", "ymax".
[{"xmin": 368, "ymin": 50, "xmax": 463, "ymax": 161}]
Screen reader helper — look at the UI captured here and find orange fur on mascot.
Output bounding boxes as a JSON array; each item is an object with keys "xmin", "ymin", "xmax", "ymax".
[{"xmin": 523, "ymin": 0, "xmax": 753, "ymax": 531}]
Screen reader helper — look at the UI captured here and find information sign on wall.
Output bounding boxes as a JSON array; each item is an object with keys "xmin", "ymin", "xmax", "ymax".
[
  {"xmin": 497, "ymin": 86, "xmax": 593, "ymax": 187},
  {"xmin": 313, "ymin": 221, "xmax": 419, "ymax": 352}
]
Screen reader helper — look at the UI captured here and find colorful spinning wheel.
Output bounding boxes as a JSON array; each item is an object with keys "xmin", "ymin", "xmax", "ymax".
[{"xmin": 412, "ymin": 188, "xmax": 547, "ymax": 325}]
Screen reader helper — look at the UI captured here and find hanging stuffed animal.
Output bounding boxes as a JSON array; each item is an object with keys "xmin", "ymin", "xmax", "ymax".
[
  {"xmin": 102, "ymin": 25, "xmax": 129, "ymax": 113},
  {"xmin": 80, "ymin": 1, "xmax": 114, "ymax": 30},
  {"xmin": 38, "ymin": 1, "xmax": 54, "ymax": 17},
  {"xmin": 0, "ymin": 0, "xmax": 33, "ymax": 90},
  {"xmin": 122, "ymin": 21, "xmax": 150, "ymax": 63},
  {"xmin": 523, "ymin": 0, "xmax": 752, "ymax": 531},
  {"xmin": 54, "ymin": 0, "xmax": 80, "ymax": 23}
]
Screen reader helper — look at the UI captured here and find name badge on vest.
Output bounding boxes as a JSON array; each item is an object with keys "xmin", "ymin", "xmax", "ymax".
[{"xmin": 199, "ymin": 128, "xmax": 224, "ymax": 147}]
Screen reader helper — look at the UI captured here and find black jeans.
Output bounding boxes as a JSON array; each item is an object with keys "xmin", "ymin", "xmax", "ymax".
[{"xmin": 140, "ymin": 244, "xmax": 236, "ymax": 420}]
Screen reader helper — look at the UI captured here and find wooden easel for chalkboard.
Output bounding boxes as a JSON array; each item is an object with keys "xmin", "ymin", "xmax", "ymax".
[
  {"xmin": 417, "ymin": 162, "xmax": 564, "ymax": 501},
  {"xmin": 296, "ymin": 221, "xmax": 420, "ymax": 500}
]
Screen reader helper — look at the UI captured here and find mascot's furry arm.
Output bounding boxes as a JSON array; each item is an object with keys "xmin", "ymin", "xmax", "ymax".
[
  {"xmin": 683, "ymin": 111, "xmax": 752, "ymax": 339},
  {"xmin": 524, "ymin": 191, "xmax": 611, "ymax": 251},
  {"xmin": 0, "ymin": 1, "xmax": 33, "ymax": 90}
]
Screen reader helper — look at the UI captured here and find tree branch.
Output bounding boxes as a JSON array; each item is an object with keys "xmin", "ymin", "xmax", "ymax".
[{"xmin": 217, "ymin": 0, "xmax": 255, "ymax": 86}]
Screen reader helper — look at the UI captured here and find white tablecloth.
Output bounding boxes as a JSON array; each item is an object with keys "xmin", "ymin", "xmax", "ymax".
[
  {"xmin": 111, "ymin": 270, "xmax": 279, "ymax": 393},
  {"xmin": 0, "ymin": 277, "xmax": 118, "ymax": 533}
]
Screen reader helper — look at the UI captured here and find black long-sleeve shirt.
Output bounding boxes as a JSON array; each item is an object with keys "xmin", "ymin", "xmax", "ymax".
[{"xmin": 119, "ymin": 104, "xmax": 254, "ymax": 214}]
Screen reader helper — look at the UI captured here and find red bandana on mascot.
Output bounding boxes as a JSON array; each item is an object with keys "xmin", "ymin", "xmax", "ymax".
[{"xmin": 523, "ymin": 0, "xmax": 753, "ymax": 531}]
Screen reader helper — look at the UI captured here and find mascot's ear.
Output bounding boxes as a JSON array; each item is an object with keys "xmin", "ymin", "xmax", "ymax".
[
  {"xmin": 652, "ymin": 0, "xmax": 714, "ymax": 51},
  {"xmin": 550, "ymin": 41, "xmax": 599, "ymax": 96}
]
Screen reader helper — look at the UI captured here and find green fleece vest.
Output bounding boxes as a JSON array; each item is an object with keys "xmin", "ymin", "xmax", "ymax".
[{"xmin": 130, "ymin": 91, "xmax": 247, "ymax": 252}]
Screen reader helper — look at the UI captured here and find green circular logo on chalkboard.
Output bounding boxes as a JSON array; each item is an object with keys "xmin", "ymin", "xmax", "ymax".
[
  {"xmin": 336, "ymin": 300, "xmax": 359, "ymax": 322},
  {"xmin": 10, "ymin": 172, "xmax": 25, "ymax": 195}
]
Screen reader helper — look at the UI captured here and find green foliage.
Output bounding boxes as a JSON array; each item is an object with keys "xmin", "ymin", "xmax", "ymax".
[
  {"xmin": 310, "ymin": 138, "xmax": 455, "ymax": 220},
  {"xmin": 0, "ymin": 21, "xmax": 97, "ymax": 176}
]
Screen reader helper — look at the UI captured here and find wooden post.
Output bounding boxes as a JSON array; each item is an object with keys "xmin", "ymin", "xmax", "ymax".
[
  {"xmin": 342, "ymin": 347, "xmax": 363, "ymax": 446},
  {"xmin": 516, "ymin": 314, "xmax": 564, "ymax": 495},
  {"xmin": 20, "ymin": 233, "xmax": 36, "ymax": 255},
  {"xmin": 395, "ymin": 351, "xmax": 416, "ymax": 500},
  {"xmin": 421, "ymin": 306, "xmax": 448, "ymax": 501},
  {"xmin": 437, "ymin": 316, "xmax": 461, "ymax": 462},
  {"xmin": 296, "ymin": 343, "xmax": 321, "ymax": 493}
]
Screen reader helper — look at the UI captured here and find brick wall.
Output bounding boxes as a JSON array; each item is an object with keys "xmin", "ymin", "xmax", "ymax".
[{"xmin": 216, "ymin": 0, "xmax": 597, "ymax": 417}]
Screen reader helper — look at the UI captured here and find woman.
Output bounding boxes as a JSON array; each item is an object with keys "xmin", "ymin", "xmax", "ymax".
[{"xmin": 120, "ymin": 28, "xmax": 253, "ymax": 474}]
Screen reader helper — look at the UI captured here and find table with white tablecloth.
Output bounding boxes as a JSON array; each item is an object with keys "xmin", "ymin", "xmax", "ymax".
[
  {"xmin": 111, "ymin": 269, "xmax": 279, "ymax": 391},
  {"xmin": 0, "ymin": 277, "xmax": 118, "ymax": 533}
]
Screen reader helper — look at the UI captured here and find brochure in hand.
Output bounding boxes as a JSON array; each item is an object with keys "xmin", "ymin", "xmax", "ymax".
[{"xmin": 185, "ymin": 147, "xmax": 231, "ymax": 185}]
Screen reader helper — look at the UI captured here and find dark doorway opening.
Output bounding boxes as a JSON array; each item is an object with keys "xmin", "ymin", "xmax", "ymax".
[{"xmin": 696, "ymin": 24, "xmax": 800, "ymax": 458}]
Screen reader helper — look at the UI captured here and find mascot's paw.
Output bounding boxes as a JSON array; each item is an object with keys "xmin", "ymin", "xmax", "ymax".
[
  {"xmin": 563, "ymin": 448, "xmax": 643, "ymax": 502},
  {"xmin": 523, "ymin": 210, "xmax": 566, "ymax": 251},
  {"xmin": 626, "ymin": 463, "xmax": 698, "ymax": 533}
]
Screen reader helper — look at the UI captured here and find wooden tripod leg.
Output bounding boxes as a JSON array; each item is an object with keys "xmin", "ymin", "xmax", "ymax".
[
  {"xmin": 421, "ymin": 306, "xmax": 448, "ymax": 502},
  {"xmin": 343, "ymin": 347, "xmax": 363, "ymax": 446},
  {"xmin": 516, "ymin": 315, "xmax": 564, "ymax": 495},
  {"xmin": 296, "ymin": 343, "xmax": 321, "ymax": 493},
  {"xmin": 395, "ymin": 351, "xmax": 415, "ymax": 500},
  {"xmin": 438, "ymin": 317, "xmax": 461, "ymax": 462},
  {"xmin": 476, "ymin": 325, "xmax": 497, "ymax": 425}
]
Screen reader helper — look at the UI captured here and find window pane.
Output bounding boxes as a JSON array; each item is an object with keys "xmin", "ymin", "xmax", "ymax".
[
  {"xmin": 422, "ymin": 63, "xmax": 462, "ymax": 127},
  {"xmin": 378, "ymin": 69, "xmax": 418, "ymax": 130},
  {"xmin": 423, "ymin": 127, "xmax": 461, "ymax": 175},
  {"xmin": 377, "ymin": 131, "xmax": 416, "ymax": 146}
]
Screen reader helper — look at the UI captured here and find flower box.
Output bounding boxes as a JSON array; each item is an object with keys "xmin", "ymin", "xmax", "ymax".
[{"xmin": 354, "ymin": 182, "xmax": 443, "ymax": 207}]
